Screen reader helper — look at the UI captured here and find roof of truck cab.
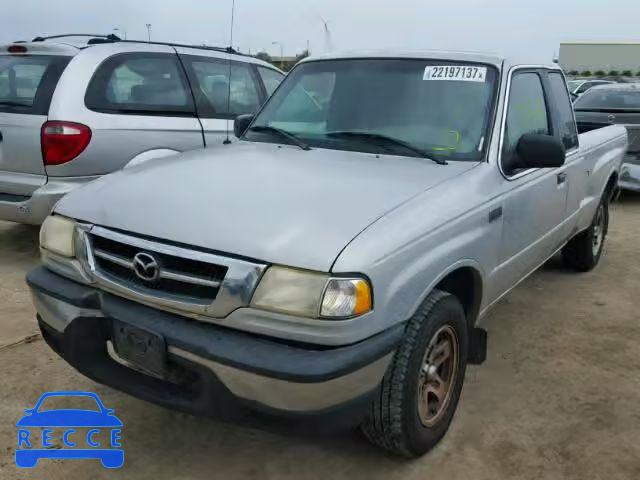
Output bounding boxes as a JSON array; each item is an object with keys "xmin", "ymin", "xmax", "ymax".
[{"xmin": 301, "ymin": 49, "xmax": 560, "ymax": 71}]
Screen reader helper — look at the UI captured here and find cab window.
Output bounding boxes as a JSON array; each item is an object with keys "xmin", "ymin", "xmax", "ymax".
[{"xmin": 502, "ymin": 72, "xmax": 549, "ymax": 173}]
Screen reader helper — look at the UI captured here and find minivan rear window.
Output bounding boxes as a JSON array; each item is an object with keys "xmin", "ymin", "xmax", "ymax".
[{"xmin": 0, "ymin": 55, "xmax": 70, "ymax": 115}]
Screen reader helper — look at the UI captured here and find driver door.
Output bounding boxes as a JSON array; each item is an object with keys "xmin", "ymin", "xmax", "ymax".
[{"xmin": 490, "ymin": 69, "xmax": 569, "ymax": 300}]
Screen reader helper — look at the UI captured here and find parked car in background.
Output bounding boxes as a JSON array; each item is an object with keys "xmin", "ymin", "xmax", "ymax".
[
  {"xmin": 567, "ymin": 79, "xmax": 616, "ymax": 101},
  {"xmin": 29, "ymin": 50, "xmax": 625, "ymax": 458},
  {"xmin": 574, "ymin": 83, "xmax": 640, "ymax": 191},
  {"xmin": 0, "ymin": 35, "xmax": 284, "ymax": 225}
]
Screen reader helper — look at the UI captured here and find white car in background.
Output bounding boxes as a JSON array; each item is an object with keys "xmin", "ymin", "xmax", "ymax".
[{"xmin": 567, "ymin": 79, "xmax": 616, "ymax": 101}]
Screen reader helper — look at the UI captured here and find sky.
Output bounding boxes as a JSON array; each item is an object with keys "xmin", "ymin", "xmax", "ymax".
[{"xmin": 1, "ymin": 0, "xmax": 638, "ymax": 62}]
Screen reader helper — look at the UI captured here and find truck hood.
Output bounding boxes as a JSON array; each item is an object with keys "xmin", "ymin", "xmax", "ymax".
[{"xmin": 56, "ymin": 142, "xmax": 476, "ymax": 271}]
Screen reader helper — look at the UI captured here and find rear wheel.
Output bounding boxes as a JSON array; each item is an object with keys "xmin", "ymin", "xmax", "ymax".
[
  {"xmin": 361, "ymin": 290, "xmax": 468, "ymax": 457},
  {"xmin": 562, "ymin": 197, "xmax": 609, "ymax": 272}
]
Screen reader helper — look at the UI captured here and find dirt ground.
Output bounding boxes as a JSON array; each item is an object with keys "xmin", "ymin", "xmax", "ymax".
[{"xmin": 1, "ymin": 196, "xmax": 639, "ymax": 480}]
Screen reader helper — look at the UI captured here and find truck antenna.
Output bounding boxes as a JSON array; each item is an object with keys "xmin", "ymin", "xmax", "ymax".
[{"xmin": 223, "ymin": 0, "xmax": 236, "ymax": 145}]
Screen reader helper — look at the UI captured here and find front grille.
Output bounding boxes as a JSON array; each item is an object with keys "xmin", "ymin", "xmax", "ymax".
[
  {"xmin": 626, "ymin": 126, "xmax": 640, "ymax": 153},
  {"xmin": 89, "ymin": 233, "xmax": 228, "ymax": 305}
]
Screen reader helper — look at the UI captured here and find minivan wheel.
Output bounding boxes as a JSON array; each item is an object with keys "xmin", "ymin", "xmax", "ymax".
[
  {"xmin": 361, "ymin": 290, "xmax": 468, "ymax": 458},
  {"xmin": 562, "ymin": 197, "xmax": 609, "ymax": 272}
]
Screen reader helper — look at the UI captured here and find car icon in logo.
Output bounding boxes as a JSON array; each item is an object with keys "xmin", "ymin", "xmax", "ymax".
[{"xmin": 16, "ymin": 391, "xmax": 123, "ymax": 468}]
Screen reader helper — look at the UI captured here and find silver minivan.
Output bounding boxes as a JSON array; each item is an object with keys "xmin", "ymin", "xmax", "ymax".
[{"xmin": 0, "ymin": 35, "xmax": 284, "ymax": 224}]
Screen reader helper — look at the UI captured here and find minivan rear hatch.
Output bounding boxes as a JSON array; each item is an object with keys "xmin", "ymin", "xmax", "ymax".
[{"xmin": 0, "ymin": 44, "xmax": 73, "ymax": 196}]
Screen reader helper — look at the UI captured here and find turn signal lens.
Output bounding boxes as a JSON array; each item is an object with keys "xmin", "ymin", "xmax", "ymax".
[{"xmin": 321, "ymin": 278, "xmax": 372, "ymax": 318}]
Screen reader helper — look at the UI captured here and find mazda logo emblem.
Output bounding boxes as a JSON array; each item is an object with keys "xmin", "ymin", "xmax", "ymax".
[
  {"xmin": 608, "ymin": 114, "xmax": 616, "ymax": 123},
  {"xmin": 132, "ymin": 252, "xmax": 160, "ymax": 282}
]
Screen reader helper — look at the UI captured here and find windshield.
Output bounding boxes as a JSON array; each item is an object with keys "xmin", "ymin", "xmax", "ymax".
[
  {"xmin": 245, "ymin": 59, "xmax": 498, "ymax": 162},
  {"xmin": 575, "ymin": 88, "xmax": 640, "ymax": 110}
]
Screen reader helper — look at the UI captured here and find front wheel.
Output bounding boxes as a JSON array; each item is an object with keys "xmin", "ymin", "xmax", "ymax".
[
  {"xmin": 361, "ymin": 290, "xmax": 468, "ymax": 457},
  {"xmin": 562, "ymin": 197, "xmax": 609, "ymax": 272}
]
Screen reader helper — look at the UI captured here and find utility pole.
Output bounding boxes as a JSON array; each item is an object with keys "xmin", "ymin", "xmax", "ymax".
[
  {"xmin": 272, "ymin": 41, "xmax": 284, "ymax": 69},
  {"xmin": 145, "ymin": 24, "xmax": 152, "ymax": 42}
]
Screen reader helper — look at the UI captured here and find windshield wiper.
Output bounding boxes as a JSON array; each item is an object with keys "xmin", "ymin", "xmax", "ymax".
[
  {"xmin": 0, "ymin": 100, "xmax": 30, "ymax": 108},
  {"xmin": 248, "ymin": 125, "xmax": 311, "ymax": 151},
  {"xmin": 576, "ymin": 107, "xmax": 640, "ymax": 113},
  {"xmin": 326, "ymin": 131, "xmax": 447, "ymax": 165}
]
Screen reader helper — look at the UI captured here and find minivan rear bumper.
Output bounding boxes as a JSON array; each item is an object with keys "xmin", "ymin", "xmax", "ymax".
[
  {"xmin": 0, "ymin": 176, "xmax": 97, "ymax": 224},
  {"xmin": 27, "ymin": 267, "xmax": 402, "ymax": 428},
  {"xmin": 620, "ymin": 162, "xmax": 640, "ymax": 192}
]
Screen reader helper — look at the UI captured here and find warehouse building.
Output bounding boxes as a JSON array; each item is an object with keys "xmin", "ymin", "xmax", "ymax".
[{"xmin": 559, "ymin": 42, "xmax": 640, "ymax": 74}]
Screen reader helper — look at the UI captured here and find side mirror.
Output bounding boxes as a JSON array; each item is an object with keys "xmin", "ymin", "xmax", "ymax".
[
  {"xmin": 513, "ymin": 134, "xmax": 566, "ymax": 170},
  {"xmin": 234, "ymin": 114, "xmax": 254, "ymax": 138}
]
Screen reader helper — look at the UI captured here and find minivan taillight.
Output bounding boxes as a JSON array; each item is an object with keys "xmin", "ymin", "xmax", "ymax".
[{"xmin": 41, "ymin": 121, "xmax": 92, "ymax": 166}]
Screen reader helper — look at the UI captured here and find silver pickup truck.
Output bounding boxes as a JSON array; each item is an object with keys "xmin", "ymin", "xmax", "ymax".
[{"xmin": 27, "ymin": 50, "xmax": 626, "ymax": 458}]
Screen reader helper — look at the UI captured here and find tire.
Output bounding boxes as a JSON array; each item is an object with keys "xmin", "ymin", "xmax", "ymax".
[
  {"xmin": 361, "ymin": 290, "xmax": 468, "ymax": 458},
  {"xmin": 562, "ymin": 196, "xmax": 609, "ymax": 272}
]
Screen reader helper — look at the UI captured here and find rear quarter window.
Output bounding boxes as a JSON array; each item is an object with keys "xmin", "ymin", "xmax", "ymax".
[
  {"xmin": 85, "ymin": 52, "xmax": 195, "ymax": 116},
  {"xmin": 547, "ymin": 72, "xmax": 579, "ymax": 150},
  {"xmin": 0, "ymin": 55, "xmax": 70, "ymax": 115}
]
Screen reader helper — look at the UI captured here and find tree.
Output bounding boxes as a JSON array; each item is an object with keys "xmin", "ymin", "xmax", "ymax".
[
  {"xmin": 622, "ymin": 70, "xmax": 633, "ymax": 77},
  {"xmin": 608, "ymin": 70, "xmax": 620, "ymax": 77},
  {"xmin": 594, "ymin": 70, "xmax": 606, "ymax": 77},
  {"xmin": 580, "ymin": 70, "xmax": 592, "ymax": 77},
  {"xmin": 295, "ymin": 49, "xmax": 310, "ymax": 62},
  {"xmin": 568, "ymin": 70, "xmax": 579, "ymax": 76},
  {"xmin": 255, "ymin": 51, "xmax": 272, "ymax": 63},
  {"xmin": 636, "ymin": 71, "xmax": 640, "ymax": 77}
]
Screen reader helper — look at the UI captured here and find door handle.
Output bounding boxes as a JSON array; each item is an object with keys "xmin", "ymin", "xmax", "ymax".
[{"xmin": 557, "ymin": 172, "xmax": 567, "ymax": 185}]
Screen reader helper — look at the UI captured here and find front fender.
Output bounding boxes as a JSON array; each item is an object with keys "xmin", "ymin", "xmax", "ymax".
[
  {"xmin": 408, "ymin": 258, "xmax": 485, "ymax": 322},
  {"xmin": 334, "ymin": 207, "xmax": 498, "ymax": 339}
]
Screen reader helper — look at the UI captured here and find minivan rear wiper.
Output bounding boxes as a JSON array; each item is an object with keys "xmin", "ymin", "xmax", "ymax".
[
  {"xmin": 326, "ymin": 131, "xmax": 447, "ymax": 165},
  {"xmin": 248, "ymin": 125, "xmax": 311, "ymax": 151}
]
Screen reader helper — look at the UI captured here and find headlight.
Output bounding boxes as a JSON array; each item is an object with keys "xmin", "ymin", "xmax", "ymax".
[
  {"xmin": 251, "ymin": 266, "xmax": 372, "ymax": 319},
  {"xmin": 40, "ymin": 215, "xmax": 76, "ymax": 257}
]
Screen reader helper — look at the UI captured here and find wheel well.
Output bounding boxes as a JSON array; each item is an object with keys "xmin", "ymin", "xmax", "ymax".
[
  {"xmin": 434, "ymin": 267, "xmax": 483, "ymax": 329},
  {"xmin": 605, "ymin": 172, "xmax": 619, "ymax": 202}
]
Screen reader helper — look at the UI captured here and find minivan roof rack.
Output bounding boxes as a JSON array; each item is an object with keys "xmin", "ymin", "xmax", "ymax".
[
  {"xmin": 30, "ymin": 33, "xmax": 243, "ymax": 56},
  {"xmin": 32, "ymin": 34, "xmax": 121, "ymax": 42},
  {"xmin": 118, "ymin": 39, "xmax": 240, "ymax": 55}
]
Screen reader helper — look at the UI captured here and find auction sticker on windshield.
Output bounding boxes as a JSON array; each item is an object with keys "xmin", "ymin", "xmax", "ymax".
[{"xmin": 423, "ymin": 65, "xmax": 487, "ymax": 82}]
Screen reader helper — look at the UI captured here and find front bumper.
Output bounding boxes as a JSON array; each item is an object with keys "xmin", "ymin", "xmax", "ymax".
[
  {"xmin": 620, "ymin": 162, "xmax": 640, "ymax": 192},
  {"xmin": 27, "ymin": 267, "xmax": 401, "ymax": 426},
  {"xmin": 0, "ymin": 176, "xmax": 97, "ymax": 225}
]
